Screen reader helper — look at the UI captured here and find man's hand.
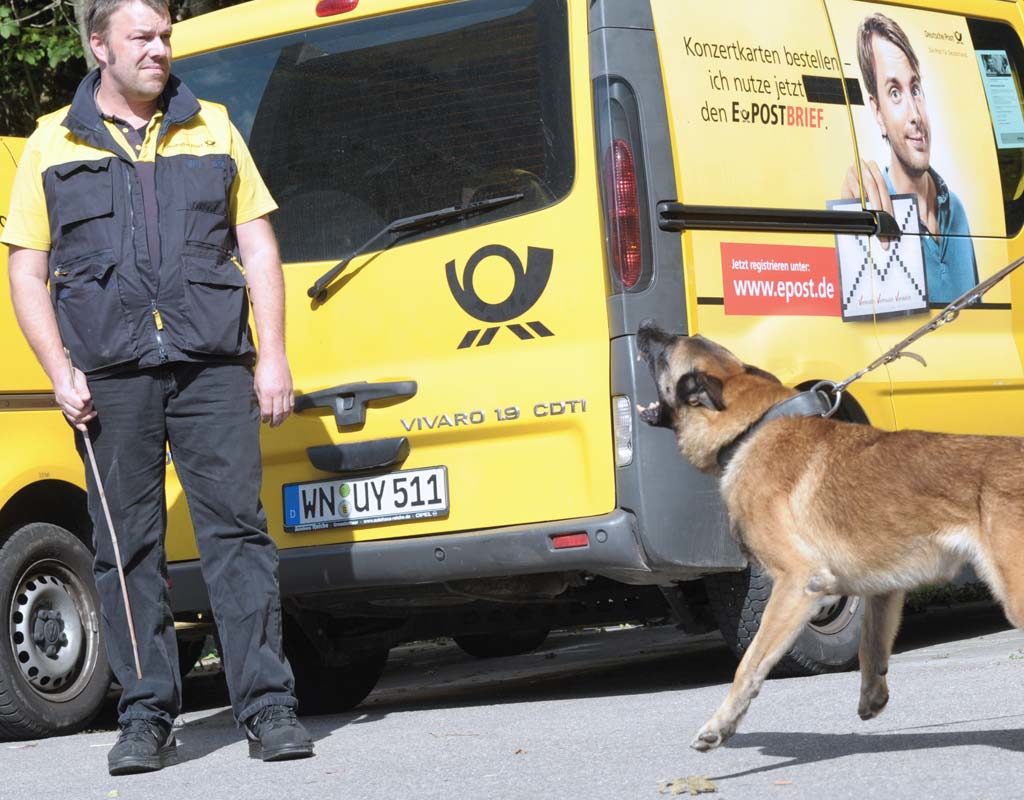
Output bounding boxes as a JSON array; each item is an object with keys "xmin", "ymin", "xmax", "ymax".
[
  {"xmin": 8, "ymin": 245, "xmax": 97, "ymax": 426},
  {"xmin": 840, "ymin": 158, "xmax": 895, "ymax": 250},
  {"xmin": 234, "ymin": 215, "xmax": 292, "ymax": 427},
  {"xmin": 254, "ymin": 352, "xmax": 293, "ymax": 427},
  {"xmin": 55, "ymin": 366, "xmax": 96, "ymax": 431}
]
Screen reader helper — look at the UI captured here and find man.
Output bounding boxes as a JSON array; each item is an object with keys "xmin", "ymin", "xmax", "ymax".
[
  {"xmin": 840, "ymin": 12, "xmax": 978, "ymax": 304},
  {"xmin": 2, "ymin": 0, "xmax": 313, "ymax": 775}
]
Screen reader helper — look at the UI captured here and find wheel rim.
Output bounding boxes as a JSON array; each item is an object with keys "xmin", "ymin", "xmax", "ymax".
[
  {"xmin": 809, "ymin": 594, "xmax": 860, "ymax": 635},
  {"xmin": 8, "ymin": 559, "xmax": 101, "ymax": 702}
]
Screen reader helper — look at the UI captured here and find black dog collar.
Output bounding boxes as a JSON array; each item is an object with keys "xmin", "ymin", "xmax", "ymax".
[{"xmin": 716, "ymin": 390, "xmax": 833, "ymax": 469}]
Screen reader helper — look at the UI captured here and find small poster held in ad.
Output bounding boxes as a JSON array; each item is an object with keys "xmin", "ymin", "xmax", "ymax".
[
  {"xmin": 828, "ymin": 196, "xmax": 928, "ymax": 321},
  {"xmin": 977, "ymin": 49, "xmax": 1024, "ymax": 149}
]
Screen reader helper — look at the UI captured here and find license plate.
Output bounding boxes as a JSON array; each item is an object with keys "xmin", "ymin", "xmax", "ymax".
[{"xmin": 282, "ymin": 466, "xmax": 449, "ymax": 532}]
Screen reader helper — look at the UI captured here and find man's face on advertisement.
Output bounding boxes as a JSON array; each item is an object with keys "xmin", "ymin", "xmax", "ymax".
[
  {"xmin": 91, "ymin": 1, "xmax": 172, "ymax": 103},
  {"xmin": 869, "ymin": 35, "xmax": 931, "ymax": 178}
]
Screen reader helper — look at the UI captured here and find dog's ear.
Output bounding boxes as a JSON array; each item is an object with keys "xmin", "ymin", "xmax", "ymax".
[
  {"xmin": 676, "ymin": 371, "xmax": 725, "ymax": 411},
  {"xmin": 743, "ymin": 364, "xmax": 781, "ymax": 384}
]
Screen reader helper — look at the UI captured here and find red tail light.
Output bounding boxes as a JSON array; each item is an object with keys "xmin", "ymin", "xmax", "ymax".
[
  {"xmin": 604, "ymin": 138, "xmax": 643, "ymax": 289},
  {"xmin": 316, "ymin": 0, "xmax": 358, "ymax": 16}
]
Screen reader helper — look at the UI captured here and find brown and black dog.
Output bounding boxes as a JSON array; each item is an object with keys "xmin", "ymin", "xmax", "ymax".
[{"xmin": 636, "ymin": 320, "xmax": 1024, "ymax": 752}]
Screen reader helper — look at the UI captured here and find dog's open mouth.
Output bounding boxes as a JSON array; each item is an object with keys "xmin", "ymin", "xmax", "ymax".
[{"xmin": 637, "ymin": 400, "xmax": 663, "ymax": 426}]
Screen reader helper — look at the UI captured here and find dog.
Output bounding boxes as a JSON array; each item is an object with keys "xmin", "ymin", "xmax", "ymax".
[{"xmin": 635, "ymin": 320, "xmax": 1024, "ymax": 752}]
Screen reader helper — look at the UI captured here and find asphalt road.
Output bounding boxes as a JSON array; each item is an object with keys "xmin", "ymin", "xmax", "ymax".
[{"xmin": 1, "ymin": 603, "xmax": 1022, "ymax": 800}]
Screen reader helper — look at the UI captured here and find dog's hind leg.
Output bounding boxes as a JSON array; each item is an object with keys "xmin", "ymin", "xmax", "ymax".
[
  {"xmin": 691, "ymin": 574, "xmax": 822, "ymax": 752},
  {"xmin": 857, "ymin": 591, "xmax": 904, "ymax": 720}
]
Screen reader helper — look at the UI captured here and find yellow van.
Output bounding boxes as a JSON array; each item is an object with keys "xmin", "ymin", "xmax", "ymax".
[{"xmin": 4, "ymin": 0, "xmax": 1024, "ymax": 739}]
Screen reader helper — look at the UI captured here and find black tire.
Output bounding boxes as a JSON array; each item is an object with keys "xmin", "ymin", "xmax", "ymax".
[
  {"xmin": 284, "ymin": 622, "xmax": 387, "ymax": 715},
  {"xmin": 453, "ymin": 628, "xmax": 550, "ymax": 659},
  {"xmin": 0, "ymin": 523, "xmax": 112, "ymax": 741},
  {"xmin": 705, "ymin": 561, "xmax": 862, "ymax": 677}
]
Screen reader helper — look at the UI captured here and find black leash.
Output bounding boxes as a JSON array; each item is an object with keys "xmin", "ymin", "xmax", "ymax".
[
  {"xmin": 813, "ymin": 254, "xmax": 1024, "ymax": 417},
  {"xmin": 716, "ymin": 255, "xmax": 1024, "ymax": 468}
]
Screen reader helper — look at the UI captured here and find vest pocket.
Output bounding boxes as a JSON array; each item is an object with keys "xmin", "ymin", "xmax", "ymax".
[
  {"xmin": 182, "ymin": 157, "xmax": 232, "ymax": 245},
  {"xmin": 52, "ymin": 249, "xmax": 137, "ymax": 373},
  {"xmin": 52, "ymin": 160, "xmax": 114, "ymax": 256},
  {"xmin": 181, "ymin": 249, "xmax": 250, "ymax": 356}
]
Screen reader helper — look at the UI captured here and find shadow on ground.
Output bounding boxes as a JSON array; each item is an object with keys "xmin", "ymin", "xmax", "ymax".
[
  {"xmin": 714, "ymin": 721, "xmax": 1024, "ymax": 781},
  {"xmin": 89, "ymin": 602, "xmax": 1012, "ymax": 738}
]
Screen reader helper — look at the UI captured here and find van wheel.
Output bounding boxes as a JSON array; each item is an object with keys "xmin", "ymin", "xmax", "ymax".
[
  {"xmin": 704, "ymin": 562, "xmax": 862, "ymax": 676},
  {"xmin": 284, "ymin": 623, "xmax": 387, "ymax": 715},
  {"xmin": 453, "ymin": 628, "xmax": 550, "ymax": 659},
  {"xmin": 0, "ymin": 523, "xmax": 112, "ymax": 741}
]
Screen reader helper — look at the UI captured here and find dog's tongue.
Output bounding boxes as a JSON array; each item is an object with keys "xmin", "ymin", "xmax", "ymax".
[{"xmin": 637, "ymin": 401, "xmax": 662, "ymax": 425}]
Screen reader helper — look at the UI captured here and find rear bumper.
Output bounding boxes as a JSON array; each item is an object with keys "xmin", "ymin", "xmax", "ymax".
[{"xmin": 169, "ymin": 509, "xmax": 655, "ymax": 612}]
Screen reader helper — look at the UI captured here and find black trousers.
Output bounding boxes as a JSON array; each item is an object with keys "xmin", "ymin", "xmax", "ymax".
[{"xmin": 78, "ymin": 362, "xmax": 296, "ymax": 726}]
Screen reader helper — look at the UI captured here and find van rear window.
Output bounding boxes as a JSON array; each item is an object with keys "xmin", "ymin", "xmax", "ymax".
[
  {"xmin": 175, "ymin": 0, "xmax": 573, "ymax": 264},
  {"xmin": 968, "ymin": 17, "xmax": 1024, "ymax": 237}
]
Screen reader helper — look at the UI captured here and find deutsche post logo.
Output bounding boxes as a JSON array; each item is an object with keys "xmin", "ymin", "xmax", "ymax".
[{"xmin": 446, "ymin": 244, "xmax": 555, "ymax": 349}]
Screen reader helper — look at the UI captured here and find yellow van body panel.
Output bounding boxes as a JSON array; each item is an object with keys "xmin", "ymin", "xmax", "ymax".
[
  {"xmin": 652, "ymin": 0, "xmax": 897, "ymax": 429},
  {"xmin": 7, "ymin": 0, "xmax": 1024, "ymax": 555},
  {"xmin": 825, "ymin": 0, "xmax": 1024, "ymax": 433},
  {"xmin": 0, "ymin": 412, "xmax": 83, "ymax": 510},
  {"xmin": 2, "ymin": 3, "xmax": 614, "ymax": 561},
  {"xmin": 0, "ymin": 138, "xmax": 87, "ymax": 513},
  {"xmin": 1, "ymin": 137, "xmax": 51, "ymax": 393},
  {"xmin": 167, "ymin": 0, "xmax": 614, "ymax": 556},
  {"xmin": 653, "ymin": 0, "xmax": 1024, "ymax": 435}
]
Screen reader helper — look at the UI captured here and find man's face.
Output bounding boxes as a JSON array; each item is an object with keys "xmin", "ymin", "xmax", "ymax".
[
  {"xmin": 869, "ymin": 35, "xmax": 931, "ymax": 178},
  {"xmin": 91, "ymin": 1, "xmax": 172, "ymax": 103}
]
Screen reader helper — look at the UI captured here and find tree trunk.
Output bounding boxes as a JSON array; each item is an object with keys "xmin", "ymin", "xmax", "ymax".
[{"xmin": 72, "ymin": 0, "xmax": 96, "ymax": 70}]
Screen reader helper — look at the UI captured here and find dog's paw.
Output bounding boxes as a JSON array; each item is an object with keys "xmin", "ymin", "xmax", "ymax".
[
  {"xmin": 690, "ymin": 724, "xmax": 725, "ymax": 752},
  {"xmin": 858, "ymin": 684, "xmax": 890, "ymax": 720},
  {"xmin": 637, "ymin": 401, "xmax": 662, "ymax": 426}
]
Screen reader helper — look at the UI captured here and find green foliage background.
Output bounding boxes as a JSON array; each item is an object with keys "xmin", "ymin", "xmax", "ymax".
[
  {"xmin": 0, "ymin": 0, "xmax": 244, "ymax": 137},
  {"xmin": 1, "ymin": 2, "xmax": 84, "ymax": 136}
]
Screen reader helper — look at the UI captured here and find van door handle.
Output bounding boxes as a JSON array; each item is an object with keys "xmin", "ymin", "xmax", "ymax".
[
  {"xmin": 307, "ymin": 436, "xmax": 411, "ymax": 474},
  {"xmin": 657, "ymin": 202, "xmax": 901, "ymax": 239},
  {"xmin": 294, "ymin": 381, "xmax": 418, "ymax": 429}
]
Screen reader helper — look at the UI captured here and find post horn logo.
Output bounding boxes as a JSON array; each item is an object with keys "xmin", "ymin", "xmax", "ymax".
[{"xmin": 446, "ymin": 244, "xmax": 555, "ymax": 349}]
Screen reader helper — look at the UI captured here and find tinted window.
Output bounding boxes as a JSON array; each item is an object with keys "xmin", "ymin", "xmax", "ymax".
[
  {"xmin": 176, "ymin": 0, "xmax": 573, "ymax": 263},
  {"xmin": 969, "ymin": 18, "xmax": 1024, "ymax": 236}
]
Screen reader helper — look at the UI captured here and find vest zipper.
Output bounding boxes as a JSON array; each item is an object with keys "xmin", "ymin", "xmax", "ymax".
[
  {"xmin": 124, "ymin": 169, "xmax": 136, "ymax": 237},
  {"xmin": 151, "ymin": 301, "xmax": 168, "ymax": 362},
  {"xmin": 126, "ymin": 166, "xmax": 167, "ymax": 363}
]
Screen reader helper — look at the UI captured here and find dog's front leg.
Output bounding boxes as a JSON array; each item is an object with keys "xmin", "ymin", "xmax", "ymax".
[
  {"xmin": 692, "ymin": 576, "xmax": 821, "ymax": 752},
  {"xmin": 858, "ymin": 591, "xmax": 904, "ymax": 720}
]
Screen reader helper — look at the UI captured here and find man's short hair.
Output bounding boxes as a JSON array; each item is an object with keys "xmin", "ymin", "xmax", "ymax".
[
  {"xmin": 85, "ymin": 0, "xmax": 170, "ymax": 40},
  {"xmin": 857, "ymin": 12, "xmax": 921, "ymax": 99}
]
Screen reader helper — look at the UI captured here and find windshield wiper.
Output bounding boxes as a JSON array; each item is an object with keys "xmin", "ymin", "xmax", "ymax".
[{"xmin": 307, "ymin": 192, "xmax": 524, "ymax": 300}]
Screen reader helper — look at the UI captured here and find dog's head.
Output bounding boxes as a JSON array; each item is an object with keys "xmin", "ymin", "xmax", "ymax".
[{"xmin": 636, "ymin": 321, "xmax": 792, "ymax": 471}]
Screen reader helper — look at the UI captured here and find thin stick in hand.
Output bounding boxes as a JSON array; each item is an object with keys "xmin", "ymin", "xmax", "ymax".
[{"xmin": 67, "ymin": 352, "xmax": 143, "ymax": 681}]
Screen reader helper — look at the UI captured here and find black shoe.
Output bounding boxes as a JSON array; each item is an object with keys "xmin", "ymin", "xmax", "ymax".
[
  {"xmin": 244, "ymin": 705, "xmax": 314, "ymax": 762},
  {"xmin": 108, "ymin": 719, "xmax": 178, "ymax": 776}
]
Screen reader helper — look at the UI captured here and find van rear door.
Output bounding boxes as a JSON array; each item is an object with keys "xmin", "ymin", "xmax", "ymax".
[
  {"xmin": 173, "ymin": 0, "xmax": 614, "ymax": 555},
  {"xmin": 649, "ymin": 0, "xmax": 896, "ymax": 426},
  {"xmin": 825, "ymin": 0, "xmax": 1024, "ymax": 434}
]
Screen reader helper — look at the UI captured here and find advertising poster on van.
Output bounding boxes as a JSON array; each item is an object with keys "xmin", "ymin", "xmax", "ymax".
[
  {"xmin": 827, "ymin": 1, "xmax": 1006, "ymax": 308},
  {"xmin": 651, "ymin": 0, "xmax": 857, "ymax": 212}
]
